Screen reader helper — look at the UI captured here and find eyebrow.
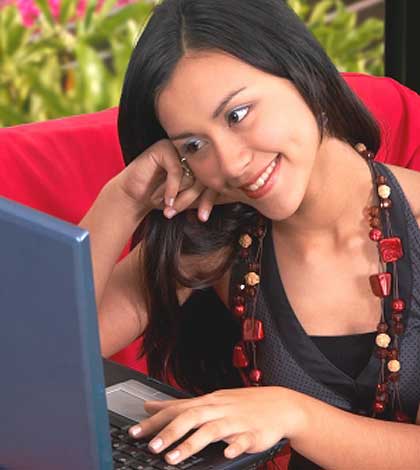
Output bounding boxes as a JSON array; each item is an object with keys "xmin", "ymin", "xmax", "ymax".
[{"xmin": 168, "ymin": 86, "xmax": 247, "ymax": 141}]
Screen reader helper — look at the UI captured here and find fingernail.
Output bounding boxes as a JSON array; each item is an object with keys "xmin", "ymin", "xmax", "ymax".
[
  {"xmin": 149, "ymin": 438, "xmax": 163, "ymax": 451},
  {"xmin": 167, "ymin": 197, "xmax": 175, "ymax": 207},
  {"xmin": 200, "ymin": 210, "xmax": 209, "ymax": 222},
  {"xmin": 165, "ymin": 208, "xmax": 177, "ymax": 219},
  {"xmin": 129, "ymin": 426, "xmax": 142, "ymax": 438},
  {"xmin": 167, "ymin": 449, "xmax": 181, "ymax": 462}
]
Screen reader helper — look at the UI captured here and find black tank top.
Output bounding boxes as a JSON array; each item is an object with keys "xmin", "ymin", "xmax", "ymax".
[{"xmin": 229, "ymin": 162, "xmax": 420, "ymax": 469}]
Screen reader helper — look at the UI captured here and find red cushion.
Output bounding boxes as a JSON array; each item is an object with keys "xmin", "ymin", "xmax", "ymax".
[
  {"xmin": 1, "ymin": 74, "xmax": 419, "ymax": 380},
  {"xmin": 0, "ymin": 107, "xmax": 146, "ymax": 372}
]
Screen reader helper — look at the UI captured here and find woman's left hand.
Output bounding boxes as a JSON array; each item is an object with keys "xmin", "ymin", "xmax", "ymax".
[{"xmin": 128, "ymin": 386, "xmax": 304, "ymax": 465}]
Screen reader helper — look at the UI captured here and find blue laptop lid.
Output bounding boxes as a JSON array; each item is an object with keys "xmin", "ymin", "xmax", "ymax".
[{"xmin": 0, "ymin": 197, "xmax": 112, "ymax": 470}]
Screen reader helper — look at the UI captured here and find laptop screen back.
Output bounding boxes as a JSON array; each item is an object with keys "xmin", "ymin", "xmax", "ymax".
[{"xmin": 0, "ymin": 198, "xmax": 112, "ymax": 470}]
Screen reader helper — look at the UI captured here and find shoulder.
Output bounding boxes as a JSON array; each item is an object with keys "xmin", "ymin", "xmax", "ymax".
[{"xmin": 384, "ymin": 163, "xmax": 420, "ymax": 227}]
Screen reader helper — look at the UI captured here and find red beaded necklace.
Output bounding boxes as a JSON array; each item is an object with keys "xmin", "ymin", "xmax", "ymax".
[{"xmin": 230, "ymin": 143, "xmax": 411, "ymax": 423}]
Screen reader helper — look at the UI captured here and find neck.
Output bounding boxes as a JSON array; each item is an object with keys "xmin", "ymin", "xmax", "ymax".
[{"xmin": 273, "ymin": 138, "xmax": 375, "ymax": 251}]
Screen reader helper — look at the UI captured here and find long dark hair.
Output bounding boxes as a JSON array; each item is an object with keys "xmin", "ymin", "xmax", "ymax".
[{"xmin": 117, "ymin": 0, "xmax": 381, "ymax": 394}]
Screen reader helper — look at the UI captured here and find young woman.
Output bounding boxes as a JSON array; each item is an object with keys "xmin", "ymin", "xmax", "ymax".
[{"xmin": 80, "ymin": 0, "xmax": 420, "ymax": 468}]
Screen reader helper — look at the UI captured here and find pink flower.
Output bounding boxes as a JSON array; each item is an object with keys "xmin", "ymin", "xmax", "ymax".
[{"xmin": 16, "ymin": 0, "xmax": 39, "ymax": 27}]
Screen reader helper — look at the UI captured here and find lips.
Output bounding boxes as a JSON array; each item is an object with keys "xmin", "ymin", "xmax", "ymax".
[{"xmin": 240, "ymin": 155, "xmax": 281, "ymax": 199}]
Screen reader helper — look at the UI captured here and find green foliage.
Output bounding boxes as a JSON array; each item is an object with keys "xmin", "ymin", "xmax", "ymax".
[
  {"xmin": 0, "ymin": 0, "xmax": 384, "ymax": 127},
  {"xmin": 288, "ymin": 0, "xmax": 384, "ymax": 75},
  {"xmin": 0, "ymin": 0, "xmax": 154, "ymax": 126}
]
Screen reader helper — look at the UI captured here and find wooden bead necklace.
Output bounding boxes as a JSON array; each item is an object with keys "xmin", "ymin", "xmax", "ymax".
[{"xmin": 230, "ymin": 143, "xmax": 411, "ymax": 423}]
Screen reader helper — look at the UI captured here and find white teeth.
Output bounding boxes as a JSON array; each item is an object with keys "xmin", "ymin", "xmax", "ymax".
[{"xmin": 245, "ymin": 157, "xmax": 278, "ymax": 192}]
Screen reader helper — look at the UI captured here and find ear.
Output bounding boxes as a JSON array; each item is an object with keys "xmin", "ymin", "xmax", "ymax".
[{"xmin": 416, "ymin": 403, "xmax": 420, "ymax": 425}]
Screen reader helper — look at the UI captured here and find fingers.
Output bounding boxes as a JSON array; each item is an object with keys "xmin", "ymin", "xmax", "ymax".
[
  {"xmin": 224, "ymin": 432, "xmax": 255, "ymax": 459},
  {"xmin": 163, "ymin": 179, "xmax": 206, "ymax": 219},
  {"xmin": 162, "ymin": 419, "xmax": 236, "ymax": 466},
  {"xmin": 196, "ymin": 188, "xmax": 220, "ymax": 222}
]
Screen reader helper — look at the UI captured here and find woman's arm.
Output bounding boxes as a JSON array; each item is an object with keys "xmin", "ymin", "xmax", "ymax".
[
  {"xmin": 291, "ymin": 390, "xmax": 420, "ymax": 470},
  {"xmin": 130, "ymin": 386, "xmax": 420, "ymax": 469}
]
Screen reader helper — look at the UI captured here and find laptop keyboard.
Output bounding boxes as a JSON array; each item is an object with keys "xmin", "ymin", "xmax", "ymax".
[{"xmin": 110, "ymin": 414, "xmax": 206, "ymax": 470}]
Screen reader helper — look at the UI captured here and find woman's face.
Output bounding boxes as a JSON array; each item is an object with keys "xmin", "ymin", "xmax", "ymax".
[{"xmin": 157, "ymin": 50, "xmax": 322, "ymax": 221}]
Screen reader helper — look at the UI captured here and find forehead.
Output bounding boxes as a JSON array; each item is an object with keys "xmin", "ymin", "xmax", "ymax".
[{"xmin": 156, "ymin": 51, "xmax": 267, "ymax": 123}]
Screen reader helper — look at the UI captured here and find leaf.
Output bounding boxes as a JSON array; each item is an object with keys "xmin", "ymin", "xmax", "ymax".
[
  {"xmin": 59, "ymin": 0, "xmax": 77, "ymax": 25},
  {"xmin": 34, "ymin": 0, "xmax": 55, "ymax": 26},
  {"xmin": 308, "ymin": 0, "xmax": 334, "ymax": 26}
]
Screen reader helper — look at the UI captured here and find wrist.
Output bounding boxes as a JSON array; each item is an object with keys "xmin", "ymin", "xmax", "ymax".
[
  {"xmin": 105, "ymin": 173, "xmax": 150, "ymax": 225},
  {"xmin": 278, "ymin": 387, "xmax": 309, "ymax": 441}
]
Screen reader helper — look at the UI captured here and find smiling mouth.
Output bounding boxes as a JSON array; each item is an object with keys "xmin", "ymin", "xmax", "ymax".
[{"xmin": 242, "ymin": 155, "xmax": 280, "ymax": 192}]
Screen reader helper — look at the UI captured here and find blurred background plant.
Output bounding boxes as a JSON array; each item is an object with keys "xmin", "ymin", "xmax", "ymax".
[{"xmin": 0, "ymin": 0, "xmax": 384, "ymax": 126}]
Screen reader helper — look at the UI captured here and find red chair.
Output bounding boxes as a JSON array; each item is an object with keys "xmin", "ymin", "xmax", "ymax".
[{"xmin": 1, "ymin": 73, "xmax": 419, "ymax": 382}]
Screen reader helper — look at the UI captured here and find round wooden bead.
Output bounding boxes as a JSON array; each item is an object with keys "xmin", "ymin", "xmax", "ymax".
[
  {"xmin": 375, "ymin": 333, "xmax": 391, "ymax": 348},
  {"xmin": 380, "ymin": 198, "xmax": 392, "ymax": 209},
  {"xmin": 369, "ymin": 228, "xmax": 383, "ymax": 241},
  {"xmin": 248, "ymin": 263, "xmax": 260, "ymax": 272},
  {"xmin": 253, "ymin": 226, "xmax": 266, "ymax": 238},
  {"xmin": 377, "ymin": 322, "xmax": 388, "ymax": 333},
  {"xmin": 387, "ymin": 359, "xmax": 401, "ymax": 373},
  {"xmin": 392, "ymin": 299, "xmax": 406, "ymax": 311},
  {"xmin": 393, "ymin": 322, "xmax": 405, "ymax": 335},
  {"xmin": 355, "ymin": 143, "xmax": 367, "ymax": 154},
  {"xmin": 239, "ymin": 248, "xmax": 249, "ymax": 259},
  {"xmin": 245, "ymin": 272, "xmax": 260, "ymax": 286},
  {"xmin": 378, "ymin": 184, "xmax": 391, "ymax": 199},
  {"xmin": 239, "ymin": 234, "xmax": 253, "ymax": 249}
]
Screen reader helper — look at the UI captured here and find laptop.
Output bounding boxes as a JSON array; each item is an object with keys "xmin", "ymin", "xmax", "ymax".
[{"xmin": 0, "ymin": 197, "xmax": 286, "ymax": 470}]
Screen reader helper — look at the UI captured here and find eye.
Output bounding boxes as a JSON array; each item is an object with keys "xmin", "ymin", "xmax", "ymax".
[
  {"xmin": 227, "ymin": 106, "xmax": 250, "ymax": 126},
  {"xmin": 182, "ymin": 139, "xmax": 205, "ymax": 156}
]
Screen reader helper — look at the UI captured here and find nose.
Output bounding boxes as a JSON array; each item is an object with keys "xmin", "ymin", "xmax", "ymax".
[{"xmin": 214, "ymin": 135, "xmax": 252, "ymax": 187}]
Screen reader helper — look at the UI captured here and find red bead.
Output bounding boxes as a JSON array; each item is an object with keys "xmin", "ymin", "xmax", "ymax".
[
  {"xmin": 377, "ymin": 322, "xmax": 389, "ymax": 333},
  {"xmin": 388, "ymin": 372, "xmax": 400, "ymax": 383},
  {"xmin": 369, "ymin": 273, "xmax": 392, "ymax": 297},
  {"xmin": 243, "ymin": 318, "xmax": 265, "ymax": 342},
  {"xmin": 239, "ymin": 248, "xmax": 249, "ymax": 259},
  {"xmin": 245, "ymin": 285, "xmax": 257, "ymax": 298},
  {"xmin": 380, "ymin": 198, "xmax": 392, "ymax": 209},
  {"xmin": 388, "ymin": 348, "xmax": 399, "ymax": 360},
  {"xmin": 369, "ymin": 228, "xmax": 383, "ymax": 241},
  {"xmin": 233, "ymin": 304, "xmax": 246, "ymax": 318},
  {"xmin": 392, "ymin": 298, "xmax": 406, "ymax": 311},
  {"xmin": 373, "ymin": 401, "xmax": 385, "ymax": 414},
  {"xmin": 233, "ymin": 343, "xmax": 249, "ymax": 368},
  {"xmin": 392, "ymin": 312, "xmax": 403, "ymax": 322},
  {"xmin": 379, "ymin": 237, "xmax": 403, "ymax": 263},
  {"xmin": 376, "ymin": 392, "xmax": 389, "ymax": 403},
  {"xmin": 249, "ymin": 368, "xmax": 263, "ymax": 384},
  {"xmin": 393, "ymin": 322, "xmax": 405, "ymax": 335},
  {"xmin": 377, "ymin": 383, "xmax": 388, "ymax": 393},
  {"xmin": 375, "ymin": 347, "xmax": 388, "ymax": 359},
  {"xmin": 394, "ymin": 410, "xmax": 411, "ymax": 423}
]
